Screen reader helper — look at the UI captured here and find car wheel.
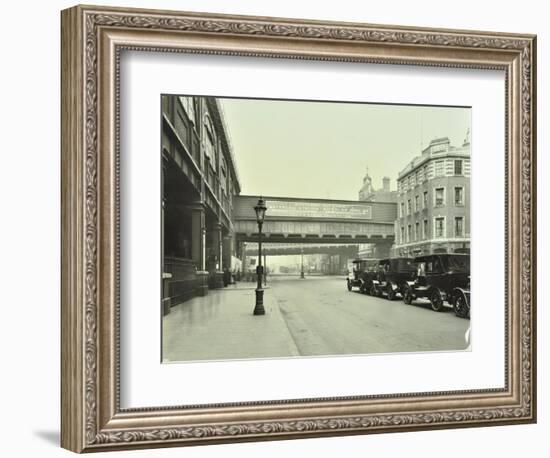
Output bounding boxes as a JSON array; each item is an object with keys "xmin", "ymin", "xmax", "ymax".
[
  {"xmin": 387, "ymin": 286, "xmax": 395, "ymax": 301},
  {"xmin": 453, "ymin": 293, "xmax": 470, "ymax": 318},
  {"xmin": 430, "ymin": 289, "xmax": 444, "ymax": 312},
  {"xmin": 403, "ymin": 287, "xmax": 413, "ymax": 304},
  {"xmin": 347, "ymin": 280, "xmax": 352, "ymax": 292}
]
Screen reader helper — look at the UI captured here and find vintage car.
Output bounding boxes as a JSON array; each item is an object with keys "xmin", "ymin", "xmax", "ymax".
[
  {"xmin": 402, "ymin": 253, "xmax": 470, "ymax": 317},
  {"xmin": 370, "ymin": 257, "xmax": 417, "ymax": 300},
  {"xmin": 346, "ymin": 258, "xmax": 380, "ymax": 294}
]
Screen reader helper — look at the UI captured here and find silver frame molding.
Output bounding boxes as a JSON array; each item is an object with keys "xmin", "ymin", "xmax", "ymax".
[{"xmin": 61, "ymin": 4, "xmax": 537, "ymax": 453}]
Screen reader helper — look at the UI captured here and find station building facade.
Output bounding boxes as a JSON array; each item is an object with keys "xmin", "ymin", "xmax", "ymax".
[
  {"xmin": 161, "ymin": 95, "xmax": 241, "ymax": 311},
  {"xmin": 392, "ymin": 135, "xmax": 471, "ymax": 257},
  {"xmin": 358, "ymin": 171, "xmax": 398, "ymax": 203},
  {"xmin": 357, "ymin": 170, "xmax": 398, "ymax": 258}
]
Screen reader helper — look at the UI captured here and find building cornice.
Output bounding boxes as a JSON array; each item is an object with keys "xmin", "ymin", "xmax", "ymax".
[
  {"xmin": 205, "ymin": 98, "xmax": 242, "ymax": 194},
  {"xmin": 398, "ymin": 147, "xmax": 471, "ymax": 181},
  {"xmin": 394, "ymin": 237, "xmax": 470, "ymax": 249}
]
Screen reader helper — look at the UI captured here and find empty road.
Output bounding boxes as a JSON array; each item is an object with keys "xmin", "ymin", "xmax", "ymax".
[{"xmin": 269, "ymin": 275, "xmax": 469, "ymax": 356}]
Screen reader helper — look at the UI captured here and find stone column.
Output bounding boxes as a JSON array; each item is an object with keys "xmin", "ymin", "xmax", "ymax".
[
  {"xmin": 161, "ymin": 197, "xmax": 171, "ymax": 315},
  {"xmin": 210, "ymin": 222, "xmax": 224, "ymax": 289},
  {"xmin": 222, "ymin": 234, "xmax": 233, "ymax": 277},
  {"xmin": 217, "ymin": 223, "xmax": 223, "ymax": 271},
  {"xmin": 190, "ymin": 204, "xmax": 208, "ymax": 296},
  {"xmin": 191, "ymin": 205, "xmax": 205, "ymax": 268},
  {"xmin": 201, "ymin": 227, "xmax": 206, "ymax": 271}
]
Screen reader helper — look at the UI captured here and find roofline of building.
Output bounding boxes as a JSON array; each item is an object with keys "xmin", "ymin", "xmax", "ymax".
[
  {"xmin": 427, "ymin": 137, "xmax": 450, "ymax": 145},
  {"xmin": 205, "ymin": 98, "xmax": 242, "ymax": 194},
  {"xmin": 237, "ymin": 194, "xmax": 398, "ymax": 205},
  {"xmin": 397, "ymin": 148, "xmax": 470, "ymax": 180}
]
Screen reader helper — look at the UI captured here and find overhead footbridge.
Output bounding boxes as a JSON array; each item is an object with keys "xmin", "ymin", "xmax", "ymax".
[{"xmin": 233, "ymin": 195, "xmax": 397, "ymax": 251}]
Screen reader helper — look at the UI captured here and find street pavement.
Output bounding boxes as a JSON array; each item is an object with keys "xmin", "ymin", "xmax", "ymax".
[
  {"xmin": 162, "ymin": 275, "xmax": 470, "ymax": 362},
  {"xmin": 162, "ymin": 282, "xmax": 300, "ymax": 362}
]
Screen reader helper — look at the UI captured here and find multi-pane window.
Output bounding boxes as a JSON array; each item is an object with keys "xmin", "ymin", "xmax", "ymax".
[
  {"xmin": 454, "ymin": 160, "xmax": 463, "ymax": 175},
  {"xmin": 220, "ymin": 157, "xmax": 228, "ymax": 194},
  {"xmin": 415, "ymin": 195, "xmax": 420, "ymax": 212},
  {"xmin": 435, "ymin": 188, "xmax": 445, "ymax": 206},
  {"xmin": 454, "ymin": 187, "xmax": 464, "ymax": 205},
  {"xmin": 407, "ymin": 224, "xmax": 412, "ymax": 242},
  {"xmin": 435, "ymin": 160, "xmax": 445, "ymax": 177},
  {"xmin": 455, "ymin": 217, "xmax": 464, "ymax": 237},
  {"xmin": 401, "ymin": 226, "xmax": 405, "ymax": 243},
  {"xmin": 423, "ymin": 191, "xmax": 428, "ymax": 208},
  {"xmin": 204, "ymin": 115, "xmax": 216, "ymax": 170},
  {"xmin": 400, "ymin": 202, "xmax": 405, "ymax": 218},
  {"xmin": 415, "ymin": 222, "xmax": 420, "ymax": 240},
  {"xmin": 423, "ymin": 219, "xmax": 428, "ymax": 239},
  {"xmin": 407, "ymin": 199, "xmax": 412, "ymax": 214},
  {"xmin": 179, "ymin": 96, "xmax": 195, "ymax": 122},
  {"xmin": 435, "ymin": 217, "xmax": 445, "ymax": 238},
  {"xmin": 420, "ymin": 168, "xmax": 426, "ymax": 184}
]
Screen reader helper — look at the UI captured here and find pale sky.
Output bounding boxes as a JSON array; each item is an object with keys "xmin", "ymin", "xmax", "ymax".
[{"xmin": 221, "ymin": 98, "xmax": 470, "ymax": 201}]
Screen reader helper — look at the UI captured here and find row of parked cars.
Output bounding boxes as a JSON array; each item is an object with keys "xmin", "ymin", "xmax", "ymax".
[{"xmin": 346, "ymin": 254, "xmax": 470, "ymax": 318}]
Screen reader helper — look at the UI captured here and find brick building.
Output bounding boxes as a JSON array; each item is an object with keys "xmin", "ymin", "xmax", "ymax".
[
  {"xmin": 357, "ymin": 170, "xmax": 397, "ymax": 258},
  {"xmin": 358, "ymin": 170, "xmax": 398, "ymax": 203},
  {"xmin": 392, "ymin": 134, "xmax": 470, "ymax": 257},
  {"xmin": 161, "ymin": 95, "xmax": 241, "ymax": 311}
]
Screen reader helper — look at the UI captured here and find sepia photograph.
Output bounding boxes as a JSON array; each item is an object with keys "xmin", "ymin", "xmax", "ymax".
[
  {"xmin": 161, "ymin": 95, "xmax": 471, "ymax": 363},
  {"xmin": 57, "ymin": 4, "xmax": 537, "ymax": 452}
]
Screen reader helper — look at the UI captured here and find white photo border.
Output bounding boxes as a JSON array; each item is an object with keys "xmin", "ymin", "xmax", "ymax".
[{"xmin": 120, "ymin": 51, "xmax": 505, "ymax": 409}]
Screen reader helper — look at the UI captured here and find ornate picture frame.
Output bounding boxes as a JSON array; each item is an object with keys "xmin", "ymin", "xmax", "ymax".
[{"xmin": 61, "ymin": 4, "xmax": 536, "ymax": 453}]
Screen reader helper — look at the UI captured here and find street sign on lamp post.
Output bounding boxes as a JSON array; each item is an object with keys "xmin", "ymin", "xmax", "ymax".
[{"xmin": 253, "ymin": 197, "xmax": 267, "ymax": 315}]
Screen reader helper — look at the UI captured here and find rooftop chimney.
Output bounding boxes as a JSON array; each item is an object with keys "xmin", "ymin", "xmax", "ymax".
[{"xmin": 382, "ymin": 176, "xmax": 390, "ymax": 192}]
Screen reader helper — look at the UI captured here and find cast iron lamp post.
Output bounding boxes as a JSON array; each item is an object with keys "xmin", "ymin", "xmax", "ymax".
[{"xmin": 253, "ymin": 197, "xmax": 267, "ymax": 315}]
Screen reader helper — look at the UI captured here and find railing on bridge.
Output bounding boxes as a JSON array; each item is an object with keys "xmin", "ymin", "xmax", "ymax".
[{"xmin": 233, "ymin": 195, "xmax": 397, "ymax": 244}]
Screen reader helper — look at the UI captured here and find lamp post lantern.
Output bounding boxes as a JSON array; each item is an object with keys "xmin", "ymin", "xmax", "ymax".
[{"xmin": 253, "ymin": 197, "xmax": 267, "ymax": 315}]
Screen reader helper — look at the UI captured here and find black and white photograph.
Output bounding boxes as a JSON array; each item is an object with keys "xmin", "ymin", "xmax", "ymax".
[
  {"xmin": 161, "ymin": 95, "xmax": 471, "ymax": 363},
  {"xmin": 0, "ymin": 0, "xmax": 544, "ymax": 454}
]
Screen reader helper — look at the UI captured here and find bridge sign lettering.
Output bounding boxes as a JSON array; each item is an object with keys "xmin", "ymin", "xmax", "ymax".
[{"xmin": 265, "ymin": 199, "xmax": 372, "ymax": 220}]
